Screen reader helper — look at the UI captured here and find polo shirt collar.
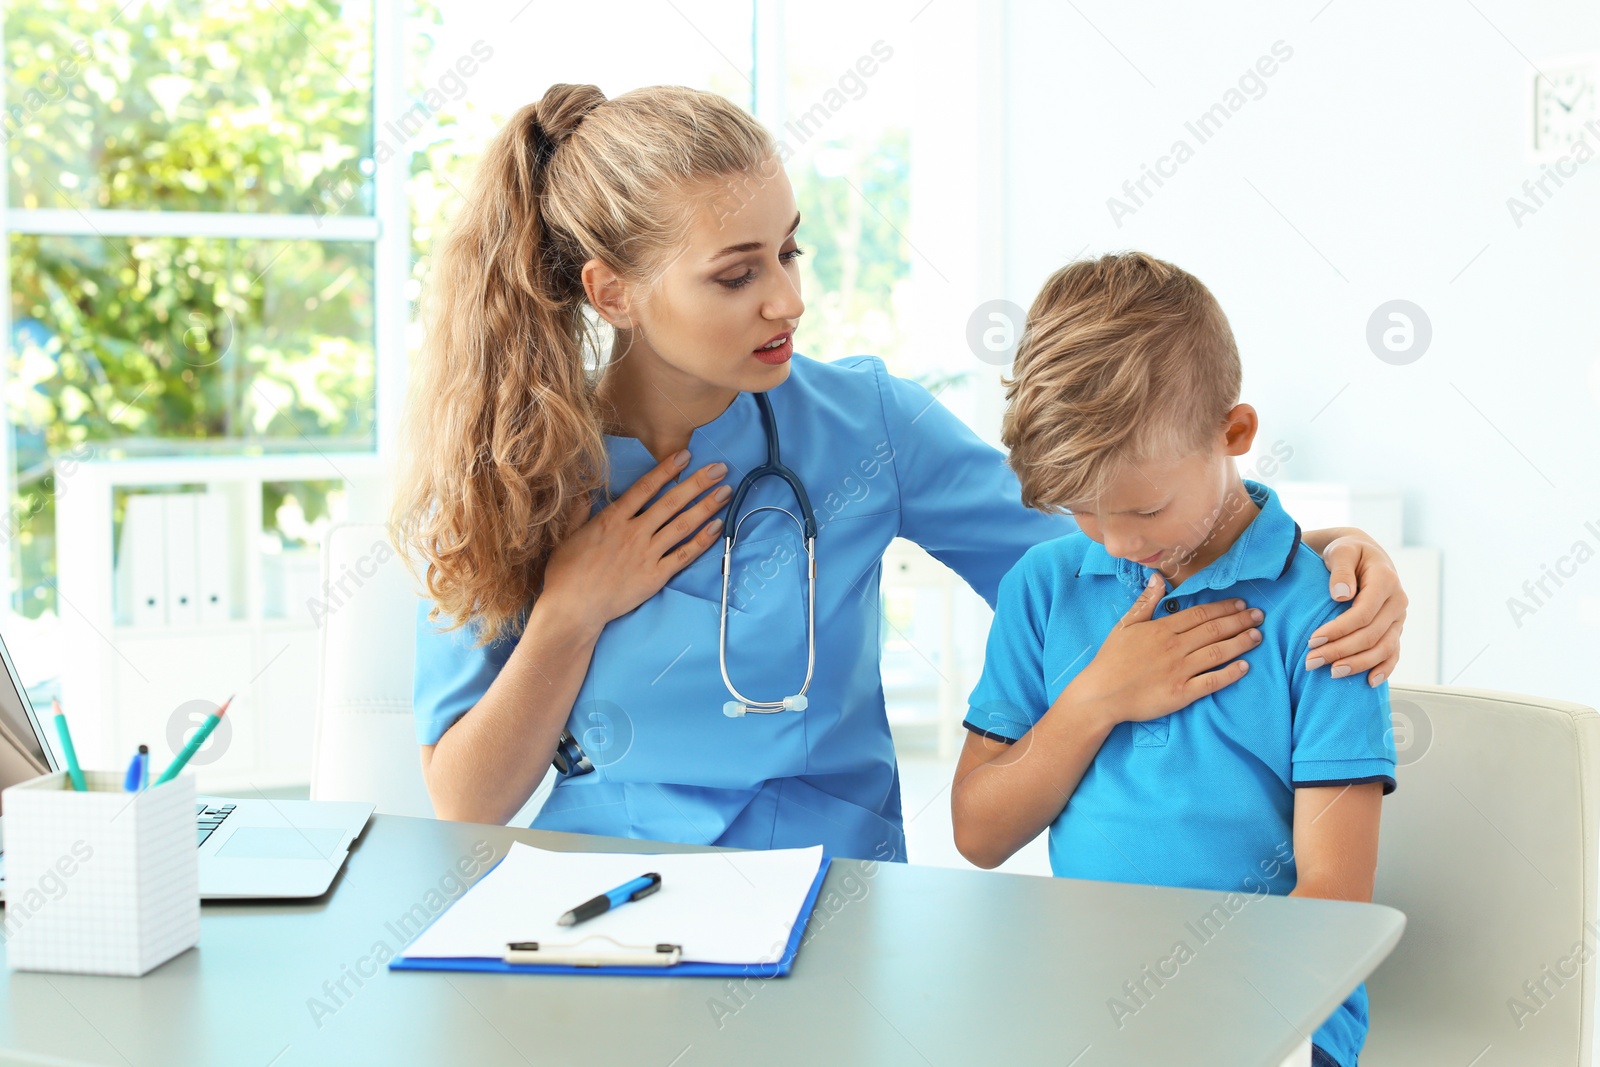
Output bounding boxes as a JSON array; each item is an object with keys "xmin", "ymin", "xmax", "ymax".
[{"xmin": 1075, "ymin": 479, "xmax": 1303, "ymax": 595}]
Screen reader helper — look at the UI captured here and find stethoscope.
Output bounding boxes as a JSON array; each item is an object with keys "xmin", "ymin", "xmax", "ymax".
[
  {"xmin": 552, "ymin": 391, "xmax": 817, "ymax": 776},
  {"xmin": 719, "ymin": 391, "xmax": 817, "ymax": 718}
]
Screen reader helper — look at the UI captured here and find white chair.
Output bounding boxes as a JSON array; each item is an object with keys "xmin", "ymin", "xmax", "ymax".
[
  {"xmin": 1362, "ymin": 683, "xmax": 1600, "ymax": 1066},
  {"xmin": 310, "ymin": 522, "xmax": 552, "ymax": 822}
]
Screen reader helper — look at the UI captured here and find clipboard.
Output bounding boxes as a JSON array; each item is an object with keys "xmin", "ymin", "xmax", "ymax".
[{"xmin": 389, "ymin": 854, "xmax": 832, "ymax": 976}]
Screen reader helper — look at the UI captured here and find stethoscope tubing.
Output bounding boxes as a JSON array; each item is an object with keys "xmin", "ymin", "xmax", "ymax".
[
  {"xmin": 719, "ymin": 530, "xmax": 816, "ymax": 712},
  {"xmin": 718, "ymin": 391, "xmax": 817, "ymax": 715}
]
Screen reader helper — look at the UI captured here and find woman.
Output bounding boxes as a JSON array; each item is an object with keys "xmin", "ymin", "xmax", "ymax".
[{"xmin": 393, "ymin": 84, "xmax": 1407, "ymax": 862}]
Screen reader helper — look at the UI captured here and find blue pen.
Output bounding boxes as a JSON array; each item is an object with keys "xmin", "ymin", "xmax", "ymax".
[
  {"xmin": 124, "ymin": 745, "xmax": 148, "ymax": 793},
  {"xmin": 557, "ymin": 872, "xmax": 662, "ymax": 927}
]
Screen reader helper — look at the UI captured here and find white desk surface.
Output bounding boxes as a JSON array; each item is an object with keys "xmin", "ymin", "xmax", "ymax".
[{"xmin": 0, "ymin": 813, "xmax": 1404, "ymax": 1066}]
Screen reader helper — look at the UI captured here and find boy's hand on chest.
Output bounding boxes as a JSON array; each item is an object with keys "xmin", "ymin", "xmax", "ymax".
[{"xmin": 1062, "ymin": 577, "xmax": 1266, "ymax": 727}]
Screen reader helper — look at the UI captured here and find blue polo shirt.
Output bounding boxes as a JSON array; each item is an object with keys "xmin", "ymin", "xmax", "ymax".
[{"xmin": 964, "ymin": 479, "xmax": 1395, "ymax": 1067}]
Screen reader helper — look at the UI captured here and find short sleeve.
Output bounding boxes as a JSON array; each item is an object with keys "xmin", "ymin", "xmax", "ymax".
[
  {"xmin": 872, "ymin": 360, "xmax": 1075, "ymax": 608},
  {"xmin": 962, "ymin": 554, "xmax": 1052, "ymax": 744},
  {"xmin": 412, "ymin": 599, "xmax": 516, "ymax": 745},
  {"xmin": 1289, "ymin": 600, "xmax": 1398, "ymax": 794}
]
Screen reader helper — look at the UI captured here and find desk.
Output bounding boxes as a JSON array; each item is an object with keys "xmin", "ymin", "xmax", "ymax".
[{"xmin": 0, "ymin": 814, "xmax": 1403, "ymax": 1066}]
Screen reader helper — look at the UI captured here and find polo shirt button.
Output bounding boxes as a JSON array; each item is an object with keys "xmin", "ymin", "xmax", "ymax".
[{"xmin": 1163, "ymin": 598, "xmax": 1180, "ymax": 613}]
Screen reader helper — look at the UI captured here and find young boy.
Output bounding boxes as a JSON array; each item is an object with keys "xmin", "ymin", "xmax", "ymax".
[{"xmin": 950, "ymin": 252, "xmax": 1396, "ymax": 1067}]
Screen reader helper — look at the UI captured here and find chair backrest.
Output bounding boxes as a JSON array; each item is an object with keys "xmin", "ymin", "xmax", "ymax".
[
  {"xmin": 311, "ymin": 522, "xmax": 435, "ymax": 817},
  {"xmin": 311, "ymin": 523, "xmax": 556, "ymax": 824},
  {"xmin": 1363, "ymin": 683, "xmax": 1600, "ymax": 1066}
]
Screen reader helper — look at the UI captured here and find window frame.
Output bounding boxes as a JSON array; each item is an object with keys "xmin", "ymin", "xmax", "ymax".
[{"xmin": 0, "ymin": 0, "xmax": 407, "ymax": 617}]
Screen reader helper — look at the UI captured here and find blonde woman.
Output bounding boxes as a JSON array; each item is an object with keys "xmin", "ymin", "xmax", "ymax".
[{"xmin": 392, "ymin": 84, "xmax": 1408, "ymax": 861}]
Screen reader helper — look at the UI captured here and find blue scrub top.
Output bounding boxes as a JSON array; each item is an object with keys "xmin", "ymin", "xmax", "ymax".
[{"xmin": 413, "ymin": 354, "xmax": 1073, "ymax": 862}]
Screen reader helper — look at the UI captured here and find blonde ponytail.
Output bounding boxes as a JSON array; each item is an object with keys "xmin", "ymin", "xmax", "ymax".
[{"xmin": 392, "ymin": 84, "xmax": 774, "ymax": 644}]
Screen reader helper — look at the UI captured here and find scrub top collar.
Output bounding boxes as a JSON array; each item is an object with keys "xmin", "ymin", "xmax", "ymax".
[
  {"xmin": 1074, "ymin": 479, "xmax": 1303, "ymax": 596},
  {"xmin": 600, "ymin": 382, "xmax": 780, "ymax": 500}
]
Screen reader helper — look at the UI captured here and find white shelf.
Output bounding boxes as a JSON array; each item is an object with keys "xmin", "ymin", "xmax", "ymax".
[{"xmin": 55, "ymin": 453, "xmax": 389, "ymax": 791}]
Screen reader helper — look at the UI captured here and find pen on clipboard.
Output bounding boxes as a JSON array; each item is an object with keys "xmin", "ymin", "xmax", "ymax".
[{"xmin": 557, "ymin": 872, "xmax": 662, "ymax": 927}]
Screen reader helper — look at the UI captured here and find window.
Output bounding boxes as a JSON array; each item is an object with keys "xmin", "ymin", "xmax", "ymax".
[
  {"xmin": 4, "ymin": 0, "xmax": 381, "ymax": 627},
  {"xmin": 769, "ymin": 4, "xmax": 913, "ymax": 376},
  {"xmin": 766, "ymin": 1, "xmax": 976, "ymax": 407}
]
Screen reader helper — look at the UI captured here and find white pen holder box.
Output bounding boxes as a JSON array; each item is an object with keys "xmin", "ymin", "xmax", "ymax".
[{"xmin": 2, "ymin": 770, "xmax": 199, "ymax": 976}]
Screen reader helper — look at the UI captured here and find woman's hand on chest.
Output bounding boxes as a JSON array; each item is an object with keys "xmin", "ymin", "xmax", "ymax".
[{"xmin": 542, "ymin": 451, "xmax": 732, "ymax": 632}]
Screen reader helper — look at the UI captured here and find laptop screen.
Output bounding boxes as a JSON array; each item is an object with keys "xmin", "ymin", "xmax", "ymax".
[{"xmin": 0, "ymin": 636, "xmax": 52, "ymax": 778}]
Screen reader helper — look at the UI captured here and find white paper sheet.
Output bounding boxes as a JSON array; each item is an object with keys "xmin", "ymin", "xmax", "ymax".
[{"xmin": 400, "ymin": 843, "xmax": 825, "ymax": 965}]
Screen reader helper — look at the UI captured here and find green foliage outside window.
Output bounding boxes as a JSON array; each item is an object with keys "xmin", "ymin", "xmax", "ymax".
[{"xmin": 4, "ymin": 0, "xmax": 380, "ymax": 616}]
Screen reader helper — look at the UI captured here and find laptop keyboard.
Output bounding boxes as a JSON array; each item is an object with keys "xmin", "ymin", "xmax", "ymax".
[{"xmin": 195, "ymin": 802, "xmax": 236, "ymax": 847}]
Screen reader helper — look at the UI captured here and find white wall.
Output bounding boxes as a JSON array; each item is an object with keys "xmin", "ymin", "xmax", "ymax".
[{"xmin": 994, "ymin": 0, "xmax": 1600, "ymax": 709}]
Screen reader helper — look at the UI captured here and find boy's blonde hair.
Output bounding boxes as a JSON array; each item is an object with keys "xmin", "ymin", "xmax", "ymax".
[{"xmin": 1001, "ymin": 252, "xmax": 1241, "ymax": 513}]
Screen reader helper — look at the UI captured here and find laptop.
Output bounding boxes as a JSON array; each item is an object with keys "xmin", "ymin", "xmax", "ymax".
[{"xmin": 0, "ymin": 632, "xmax": 373, "ymax": 900}]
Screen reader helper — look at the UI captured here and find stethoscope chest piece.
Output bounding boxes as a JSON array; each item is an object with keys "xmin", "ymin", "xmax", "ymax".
[{"xmin": 722, "ymin": 694, "xmax": 809, "ymax": 718}]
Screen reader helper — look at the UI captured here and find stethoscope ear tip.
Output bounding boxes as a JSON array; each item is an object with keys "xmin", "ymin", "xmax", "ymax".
[
  {"xmin": 723, "ymin": 701, "xmax": 748, "ymax": 718},
  {"xmin": 782, "ymin": 694, "xmax": 808, "ymax": 712}
]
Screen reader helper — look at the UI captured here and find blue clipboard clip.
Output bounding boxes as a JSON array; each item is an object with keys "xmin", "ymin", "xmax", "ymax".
[{"xmin": 505, "ymin": 935, "xmax": 683, "ymax": 968}]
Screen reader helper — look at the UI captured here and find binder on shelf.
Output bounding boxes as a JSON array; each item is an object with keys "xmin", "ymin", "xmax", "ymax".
[
  {"xmin": 390, "ymin": 843, "xmax": 831, "ymax": 977},
  {"xmin": 163, "ymin": 494, "xmax": 199, "ymax": 626},
  {"xmin": 117, "ymin": 494, "xmax": 168, "ymax": 627},
  {"xmin": 114, "ymin": 492, "xmax": 234, "ymax": 628},
  {"xmin": 194, "ymin": 493, "xmax": 232, "ymax": 624}
]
